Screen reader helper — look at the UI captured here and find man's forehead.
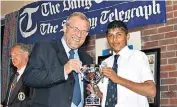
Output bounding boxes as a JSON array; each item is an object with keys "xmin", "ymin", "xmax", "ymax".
[
  {"xmin": 11, "ymin": 46, "xmax": 23, "ymax": 53},
  {"xmin": 108, "ymin": 28, "xmax": 124, "ymax": 33}
]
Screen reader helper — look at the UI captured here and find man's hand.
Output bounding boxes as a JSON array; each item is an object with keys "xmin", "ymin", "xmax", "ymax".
[
  {"xmin": 86, "ymin": 84, "xmax": 103, "ymax": 99},
  {"xmin": 64, "ymin": 59, "xmax": 82, "ymax": 74},
  {"xmin": 101, "ymin": 67, "xmax": 119, "ymax": 83}
]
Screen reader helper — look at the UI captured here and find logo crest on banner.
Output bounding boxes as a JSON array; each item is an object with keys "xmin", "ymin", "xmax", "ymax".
[{"xmin": 19, "ymin": 6, "xmax": 39, "ymax": 38}]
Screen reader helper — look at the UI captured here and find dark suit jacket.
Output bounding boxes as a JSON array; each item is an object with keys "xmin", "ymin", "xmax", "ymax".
[
  {"xmin": 22, "ymin": 40, "xmax": 93, "ymax": 107},
  {"xmin": 2, "ymin": 71, "xmax": 33, "ymax": 107}
]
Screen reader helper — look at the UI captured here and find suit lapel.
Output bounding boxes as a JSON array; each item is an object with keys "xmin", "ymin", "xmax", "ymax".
[
  {"xmin": 9, "ymin": 77, "xmax": 23, "ymax": 104},
  {"xmin": 56, "ymin": 40, "xmax": 69, "ymax": 65},
  {"xmin": 78, "ymin": 49, "xmax": 87, "ymax": 65},
  {"xmin": 3, "ymin": 74, "xmax": 16, "ymax": 105},
  {"xmin": 56, "ymin": 40, "xmax": 74, "ymax": 81}
]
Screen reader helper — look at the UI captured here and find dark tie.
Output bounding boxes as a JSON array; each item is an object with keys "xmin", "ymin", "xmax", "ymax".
[
  {"xmin": 69, "ymin": 49, "xmax": 81, "ymax": 106},
  {"xmin": 105, "ymin": 55, "xmax": 119, "ymax": 107},
  {"xmin": 11, "ymin": 72, "xmax": 19, "ymax": 90}
]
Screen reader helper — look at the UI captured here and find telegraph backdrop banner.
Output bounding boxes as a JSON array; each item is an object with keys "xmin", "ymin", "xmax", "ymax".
[{"xmin": 17, "ymin": 0, "xmax": 166, "ymax": 44}]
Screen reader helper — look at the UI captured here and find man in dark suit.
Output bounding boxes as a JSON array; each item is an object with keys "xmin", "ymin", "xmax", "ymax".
[
  {"xmin": 1, "ymin": 43, "xmax": 33, "ymax": 107},
  {"xmin": 22, "ymin": 12, "xmax": 93, "ymax": 107}
]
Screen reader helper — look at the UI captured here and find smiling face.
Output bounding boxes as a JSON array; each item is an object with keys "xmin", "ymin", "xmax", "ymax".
[
  {"xmin": 10, "ymin": 46, "xmax": 28, "ymax": 70},
  {"xmin": 106, "ymin": 28, "xmax": 129, "ymax": 53},
  {"xmin": 63, "ymin": 15, "xmax": 89, "ymax": 49}
]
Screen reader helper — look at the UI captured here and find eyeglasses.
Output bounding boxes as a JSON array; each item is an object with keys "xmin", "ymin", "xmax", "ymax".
[{"xmin": 66, "ymin": 23, "xmax": 88, "ymax": 36}]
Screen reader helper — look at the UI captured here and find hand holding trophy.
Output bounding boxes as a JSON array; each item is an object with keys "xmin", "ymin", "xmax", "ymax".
[{"xmin": 81, "ymin": 64, "xmax": 103, "ymax": 106}]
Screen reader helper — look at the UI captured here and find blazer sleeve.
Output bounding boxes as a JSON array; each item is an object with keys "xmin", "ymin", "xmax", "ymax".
[{"xmin": 22, "ymin": 42, "xmax": 66, "ymax": 88}]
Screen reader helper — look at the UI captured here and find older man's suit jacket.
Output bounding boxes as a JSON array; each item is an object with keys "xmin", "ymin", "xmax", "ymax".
[
  {"xmin": 22, "ymin": 40, "xmax": 93, "ymax": 107},
  {"xmin": 2, "ymin": 71, "xmax": 33, "ymax": 107}
]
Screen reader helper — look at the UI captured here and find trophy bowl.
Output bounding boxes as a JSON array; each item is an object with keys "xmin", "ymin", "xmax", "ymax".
[{"xmin": 81, "ymin": 64, "xmax": 103, "ymax": 105}]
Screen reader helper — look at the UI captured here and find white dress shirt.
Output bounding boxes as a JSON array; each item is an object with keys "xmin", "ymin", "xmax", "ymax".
[
  {"xmin": 61, "ymin": 37, "xmax": 84, "ymax": 107},
  {"xmin": 98, "ymin": 46, "xmax": 154, "ymax": 107},
  {"xmin": 17, "ymin": 66, "xmax": 26, "ymax": 82}
]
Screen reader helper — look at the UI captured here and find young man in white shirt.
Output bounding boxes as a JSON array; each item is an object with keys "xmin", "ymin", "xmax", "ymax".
[{"xmin": 87, "ymin": 20, "xmax": 156, "ymax": 107}]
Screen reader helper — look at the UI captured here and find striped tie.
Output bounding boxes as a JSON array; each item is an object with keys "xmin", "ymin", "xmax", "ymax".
[{"xmin": 7, "ymin": 72, "xmax": 19, "ymax": 105}]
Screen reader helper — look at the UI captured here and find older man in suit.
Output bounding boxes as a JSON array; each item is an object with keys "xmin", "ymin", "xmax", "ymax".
[
  {"xmin": 1, "ymin": 43, "xmax": 33, "ymax": 107},
  {"xmin": 22, "ymin": 12, "xmax": 93, "ymax": 107}
]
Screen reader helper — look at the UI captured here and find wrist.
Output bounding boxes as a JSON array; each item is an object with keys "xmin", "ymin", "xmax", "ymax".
[{"xmin": 115, "ymin": 75, "xmax": 120, "ymax": 84}]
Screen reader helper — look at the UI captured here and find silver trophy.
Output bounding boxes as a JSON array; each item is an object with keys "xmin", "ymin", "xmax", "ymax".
[{"xmin": 80, "ymin": 64, "xmax": 103, "ymax": 105}]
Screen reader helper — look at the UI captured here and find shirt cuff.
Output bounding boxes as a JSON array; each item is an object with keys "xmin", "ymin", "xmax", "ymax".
[{"xmin": 64, "ymin": 68, "xmax": 68, "ymax": 80}]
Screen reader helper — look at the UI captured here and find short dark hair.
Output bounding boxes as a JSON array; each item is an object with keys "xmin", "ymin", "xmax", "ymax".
[{"xmin": 106, "ymin": 20, "xmax": 128, "ymax": 34}]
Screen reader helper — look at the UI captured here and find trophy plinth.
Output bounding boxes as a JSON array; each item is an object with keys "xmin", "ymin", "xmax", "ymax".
[{"xmin": 81, "ymin": 64, "xmax": 103, "ymax": 105}]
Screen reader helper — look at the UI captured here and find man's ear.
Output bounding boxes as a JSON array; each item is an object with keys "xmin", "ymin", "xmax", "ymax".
[
  {"xmin": 126, "ymin": 33, "xmax": 130, "ymax": 40},
  {"xmin": 63, "ymin": 23, "xmax": 67, "ymax": 33}
]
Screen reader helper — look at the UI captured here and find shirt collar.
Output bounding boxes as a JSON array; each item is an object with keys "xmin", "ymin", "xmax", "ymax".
[
  {"xmin": 113, "ymin": 46, "xmax": 131, "ymax": 58},
  {"xmin": 17, "ymin": 66, "xmax": 26, "ymax": 76},
  {"xmin": 61, "ymin": 36, "xmax": 78, "ymax": 55}
]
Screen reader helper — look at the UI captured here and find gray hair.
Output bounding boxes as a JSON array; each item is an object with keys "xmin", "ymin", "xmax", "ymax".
[
  {"xmin": 11, "ymin": 43, "xmax": 32, "ymax": 54},
  {"xmin": 66, "ymin": 12, "xmax": 90, "ymax": 28}
]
